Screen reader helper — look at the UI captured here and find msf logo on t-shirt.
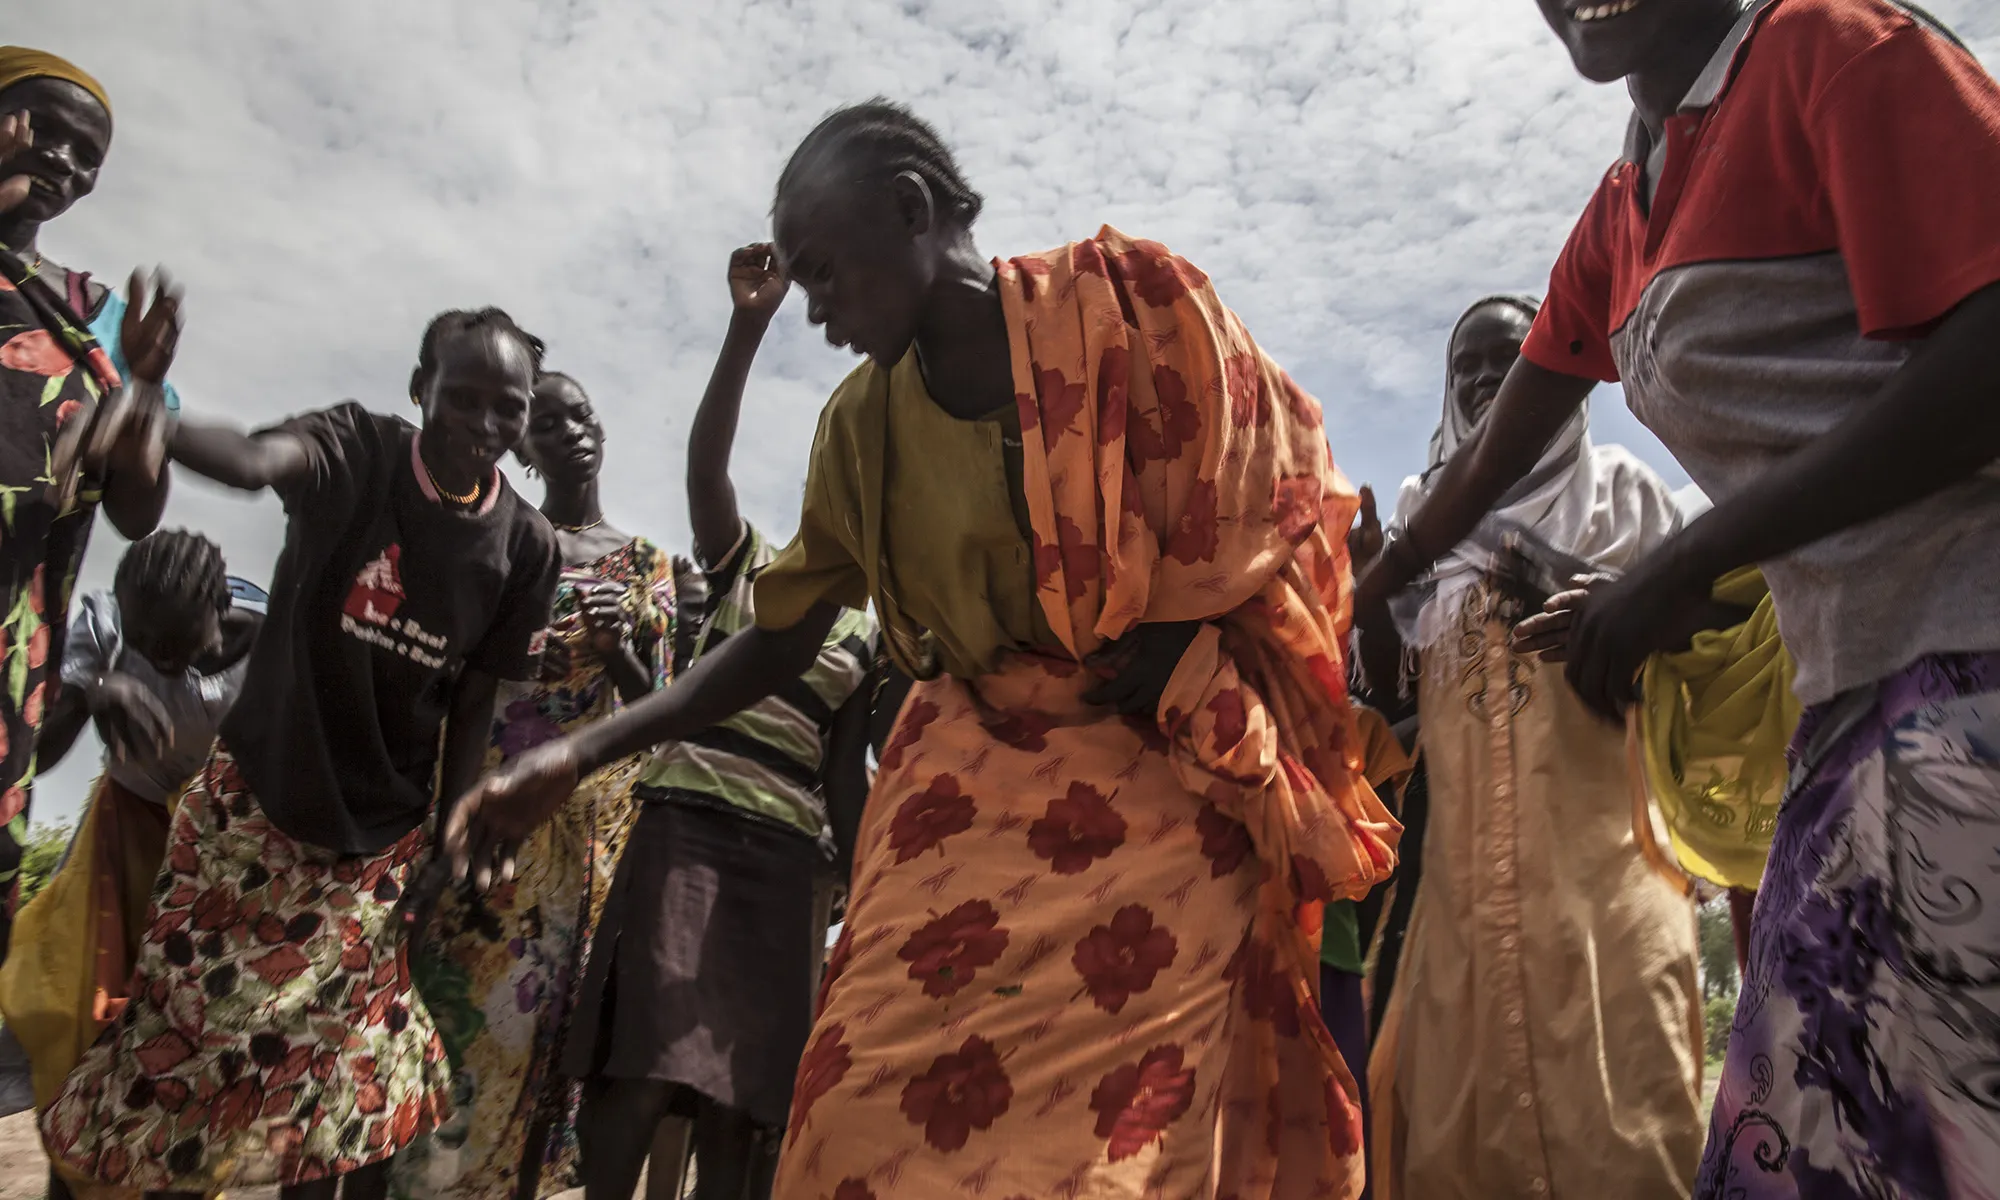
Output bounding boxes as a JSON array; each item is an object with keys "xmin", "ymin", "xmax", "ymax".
[{"xmin": 340, "ymin": 544, "xmax": 450, "ymax": 669}]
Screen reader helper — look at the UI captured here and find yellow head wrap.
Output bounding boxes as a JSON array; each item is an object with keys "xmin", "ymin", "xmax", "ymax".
[{"xmin": 0, "ymin": 47, "xmax": 111, "ymax": 119}]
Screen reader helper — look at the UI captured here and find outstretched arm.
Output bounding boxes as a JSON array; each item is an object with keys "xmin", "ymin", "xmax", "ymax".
[
  {"xmin": 688, "ymin": 243, "xmax": 791, "ymax": 565},
  {"xmin": 1354, "ymin": 360, "xmax": 1595, "ymax": 613},
  {"xmin": 168, "ymin": 417, "xmax": 312, "ymax": 494},
  {"xmin": 447, "ymin": 603, "xmax": 842, "ymax": 886}
]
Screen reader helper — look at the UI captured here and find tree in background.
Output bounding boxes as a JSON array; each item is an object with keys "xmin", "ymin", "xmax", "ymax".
[
  {"xmin": 1696, "ymin": 894, "xmax": 1739, "ymax": 1063},
  {"xmin": 13, "ymin": 821, "xmax": 70, "ymax": 908}
]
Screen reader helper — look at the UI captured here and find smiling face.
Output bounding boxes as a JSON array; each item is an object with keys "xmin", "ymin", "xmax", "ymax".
[
  {"xmin": 1535, "ymin": 0, "xmax": 1740, "ymax": 83},
  {"xmin": 1449, "ymin": 304, "xmax": 1534, "ymax": 431},
  {"xmin": 416, "ymin": 327, "xmax": 536, "ymax": 491},
  {"xmin": 520, "ymin": 374, "xmax": 603, "ymax": 486},
  {"xmin": 773, "ymin": 160, "xmax": 938, "ymax": 368},
  {"xmin": 0, "ymin": 77, "xmax": 110, "ymax": 225}
]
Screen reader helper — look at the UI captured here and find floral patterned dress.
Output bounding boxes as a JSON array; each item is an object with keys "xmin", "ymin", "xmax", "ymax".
[
  {"xmin": 0, "ymin": 251, "xmax": 123, "ymax": 958},
  {"xmin": 391, "ymin": 537, "xmax": 674, "ymax": 1200}
]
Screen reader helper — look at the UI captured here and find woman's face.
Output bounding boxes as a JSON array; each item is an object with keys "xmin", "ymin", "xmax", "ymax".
[
  {"xmin": 0, "ymin": 78, "xmax": 110, "ymax": 225},
  {"xmin": 521, "ymin": 375, "xmax": 602, "ymax": 486},
  {"xmin": 1448, "ymin": 305, "xmax": 1533, "ymax": 430},
  {"xmin": 1534, "ymin": 0, "xmax": 1740, "ymax": 83},
  {"xmin": 417, "ymin": 328, "xmax": 536, "ymax": 484},
  {"xmin": 774, "ymin": 166, "xmax": 935, "ymax": 369}
]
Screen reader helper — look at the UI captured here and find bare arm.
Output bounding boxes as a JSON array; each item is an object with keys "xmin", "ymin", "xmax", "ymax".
[
  {"xmin": 822, "ymin": 686, "xmax": 873, "ymax": 880},
  {"xmin": 446, "ymin": 603, "xmax": 842, "ymax": 884},
  {"xmin": 433, "ymin": 667, "xmax": 500, "ymax": 846},
  {"xmin": 100, "ymin": 465, "xmax": 169, "ymax": 541},
  {"xmin": 1650, "ymin": 281, "xmax": 2000, "ymax": 593},
  {"xmin": 569, "ymin": 603, "xmax": 839, "ymax": 775},
  {"xmin": 34, "ymin": 682, "xmax": 91, "ymax": 772},
  {"xmin": 1354, "ymin": 360, "xmax": 1596, "ymax": 612},
  {"xmin": 1559, "ymin": 280, "xmax": 2000, "ymax": 715},
  {"xmin": 687, "ymin": 314, "xmax": 766, "ymax": 565},
  {"xmin": 167, "ymin": 417, "xmax": 312, "ymax": 494}
]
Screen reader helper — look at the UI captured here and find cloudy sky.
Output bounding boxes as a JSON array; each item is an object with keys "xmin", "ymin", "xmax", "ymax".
[{"xmin": 16, "ymin": 0, "xmax": 1999, "ymax": 825}]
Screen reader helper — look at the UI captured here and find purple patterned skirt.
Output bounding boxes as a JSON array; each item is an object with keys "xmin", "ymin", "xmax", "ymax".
[{"xmin": 1697, "ymin": 652, "xmax": 2000, "ymax": 1199}]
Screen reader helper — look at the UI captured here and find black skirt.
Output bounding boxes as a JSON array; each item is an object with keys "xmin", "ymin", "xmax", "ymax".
[{"xmin": 562, "ymin": 794, "xmax": 831, "ymax": 1129}]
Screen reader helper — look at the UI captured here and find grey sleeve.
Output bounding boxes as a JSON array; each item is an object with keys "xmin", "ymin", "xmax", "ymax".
[{"xmin": 61, "ymin": 591, "xmax": 121, "ymax": 686}]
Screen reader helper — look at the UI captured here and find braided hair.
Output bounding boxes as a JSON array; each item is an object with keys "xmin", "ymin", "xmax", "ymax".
[
  {"xmin": 775, "ymin": 99, "xmax": 984, "ymax": 224},
  {"xmin": 115, "ymin": 529, "xmax": 229, "ymax": 629},
  {"xmin": 409, "ymin": 307, "xmax": 547, "ymax": 398}
]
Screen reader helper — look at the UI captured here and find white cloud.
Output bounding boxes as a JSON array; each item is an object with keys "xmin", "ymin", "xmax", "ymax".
[{"xmin": 13, "ymin": 0, "xmax": 1998, "ymax": 824}]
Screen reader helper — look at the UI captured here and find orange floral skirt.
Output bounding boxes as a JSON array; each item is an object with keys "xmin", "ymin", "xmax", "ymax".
[{"xmin": 773, "ymin": 653, "xmax": 1360, "ymax": 1200}]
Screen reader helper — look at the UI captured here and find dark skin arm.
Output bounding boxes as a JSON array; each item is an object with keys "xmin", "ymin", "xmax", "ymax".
[
  {"xmin": 822, "ymin": 686, "xmax": 873, "ymax": 881},
  {"xmin": 448, "ymin": 603, "xmax": 841, "ymax": 887},
  {"xmin": 688, "ymin": 245, "xmax": 789, "ymax": 566},
  {"xmin": 77, "ymin": 271, "xmax": 185, "ymax": 539},
  {"xmin": 1354, "ymin": 359, "xmax": 1596, "ymax": 618},
  {"xmin": 577, "ymin": 584, "xmax": 655, "ymax": 704},
  {"xmin": 1368, "ymin": 282, "xmax": 2000, "ymax": 719},
  {"xmin": 166, "ymin": 417, "xmax": 312, "ymax": 494},
  {"xmin": 38, "ymin": 672, "xmax": 174, "ymax": 771},
  {"xmin": 1553, "ymin": 280, "xmax": 2000, "ymax": 715},
  {"xmin": 1345, "ymin": 485, "xmax": 1404, "ymax": 699},
  {"xmin": 401, "ymin": 666, "xmax": 501, "ymax": 950},
  {"xmin": 34, "ymin": 684, "xmax": 91, "ymax": 772}
]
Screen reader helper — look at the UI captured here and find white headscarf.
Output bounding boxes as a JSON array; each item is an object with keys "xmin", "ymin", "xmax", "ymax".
[{"xmin": 1386, "ymin": 295, "xmax": 1682, "ymax": 654}]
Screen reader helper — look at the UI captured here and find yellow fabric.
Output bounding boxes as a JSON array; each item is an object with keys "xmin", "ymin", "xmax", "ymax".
[
  {"xmin": 1354, "ymin": 704, "xmax": 1413, "ymax": 794},
  {"xmin": 1638, "ymin": 566, "xmax": 1799, "ymax": 891},
  {"xmin": 0, "ymin": 47, "xmax": 112, "ymax": 117},
  {"xmin": 0, "ymin": 775, "xmax": 176, "ymax": 1200},
  {"xmin": 1372, "ymin": 584, "xmax": 1701, "ymax": 1200},
  {"xmin": 0, "ymin": 785, "xmax": 108, "ymax": 1112},
  {"xmin": 754, "ymin": 351, "xmax": 1056, "ymax": 677}
]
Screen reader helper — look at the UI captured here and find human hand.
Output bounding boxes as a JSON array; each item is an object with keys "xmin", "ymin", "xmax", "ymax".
[
  {"xmin": 1348, "ymin": 485, "xmax": 1383, "ymax": 569},
  {"xmin": 578, "ymin": 583, "xmax": 632, "ymax": 655},
  {"xmin": 88, "ymin": 673, "xmax": 174, "ymax": 762},
  {"xmin": 58, "ymin": 270, "xmax": 182, "ymax": 489},
  {"xmin": 445, "ymin": 739, "xmax": 582, "ymax": 890},
  {"xmin": 537, "ymin": 634, "xmax": 574, "ymax": 684},
  {"xmin": 1559, "ymin": 558, "xmax": 1711, "ymax": 721},
  {"xmin": 120, "ymin": 267, "xmax": 183, "ymax": 384},
  {"xmin": 0, "ymin": 111, "xmax": 33, "ymax": 214},
  {"xmin": 1509, "ymin": 574, "xmax": 1610, "ymax": 663},
  {"xmin": 1083, "ymin": 620, "xmax": 1203, "ymax": 716},
  {"xmin": 728, "ymin": 243, "xmax": 789, "ymax": 319}
]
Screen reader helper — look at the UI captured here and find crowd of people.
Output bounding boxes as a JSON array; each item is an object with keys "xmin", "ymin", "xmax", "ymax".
[{"xmin": 0, "ymin": 0, "xmax": 1995, "ymax": 1197}]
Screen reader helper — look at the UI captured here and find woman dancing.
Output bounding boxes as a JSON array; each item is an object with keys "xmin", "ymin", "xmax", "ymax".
[
  {"xmin": 1357, "ymin": 295, "xmax": 1700, "ymax": 1200},
  {"xmin": 1362, "ymin": 1, "xmax": 2000, "ymax": 1194},
  {"xmin": 450, "ymin": 101, "xmax": 1398, "ymax": 1199},
  {"xmin": 0, "ymin": 45, "xmax": 179, "ymax": 956},
  {"xmin": 43, "ymin": 308, "xmax": 561, "ymax": 1200},
  {"xmin": 391, "ymin": 370, "xmax": 677, "ymax": 1200}
]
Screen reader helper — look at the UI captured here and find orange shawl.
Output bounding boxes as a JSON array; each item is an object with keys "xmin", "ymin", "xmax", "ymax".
[{"xmin": 997, "ymin": 225, "xmax": 1401, "ymax": 984}]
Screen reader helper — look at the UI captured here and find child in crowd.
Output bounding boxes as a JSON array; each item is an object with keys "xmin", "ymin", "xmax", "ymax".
[{"xmin": 0, "ymin": 530, "xmax": 261, "ymax": 1200}]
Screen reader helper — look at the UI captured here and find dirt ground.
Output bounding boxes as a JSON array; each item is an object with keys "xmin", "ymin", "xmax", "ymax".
[{"xmin": 0, "ymin": 1111, "xmax": 610, "ymax": 1200}]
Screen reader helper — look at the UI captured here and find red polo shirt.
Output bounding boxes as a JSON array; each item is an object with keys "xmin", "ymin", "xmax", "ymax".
[{"xmin": 1522, "ymin": 0, "xmax": 2000, "ymax": 703}]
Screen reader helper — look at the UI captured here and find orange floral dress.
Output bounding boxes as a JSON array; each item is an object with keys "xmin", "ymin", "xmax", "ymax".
[{"xmin": 757, "ymin": 228, "xmax": 1400, "ymax": 1200}]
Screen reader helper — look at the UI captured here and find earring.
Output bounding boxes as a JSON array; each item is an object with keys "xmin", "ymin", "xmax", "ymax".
[{"xmin": 410, "ymin": 393, "xmax": 421, "ymax": 407}]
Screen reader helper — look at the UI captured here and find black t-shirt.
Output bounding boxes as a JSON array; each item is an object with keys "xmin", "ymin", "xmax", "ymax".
[{"xmin": 221, "ymin": 402, "xmax": 560, "ymax": 853}]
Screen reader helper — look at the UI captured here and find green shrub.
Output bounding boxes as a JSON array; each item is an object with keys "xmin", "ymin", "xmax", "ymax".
[{"xmin": 15, "ymin": 819, "xmax": 73, "ymax": 907}]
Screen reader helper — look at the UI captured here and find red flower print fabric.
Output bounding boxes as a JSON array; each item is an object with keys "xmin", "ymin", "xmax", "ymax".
[
  {"xmin": 40, "ymin": 746, "xmax": 449, "ymax": 1191},
  {"xmin": 773, "ymin": 228, "xmax": 1390, "ymax": 1200}
]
